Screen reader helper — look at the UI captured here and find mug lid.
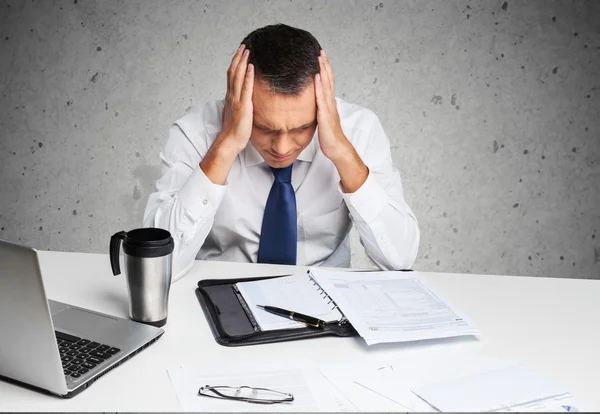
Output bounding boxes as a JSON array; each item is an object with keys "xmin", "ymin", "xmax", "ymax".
[
  {"xmin": 125, "ymin": 228, "xmax": 172, "ymax": 247},
  {"xmin": 123, "ymin": 228, "xmax": 174, "ymax": 258}
]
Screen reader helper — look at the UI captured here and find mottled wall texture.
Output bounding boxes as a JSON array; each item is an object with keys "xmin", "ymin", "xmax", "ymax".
[{"xmin": 1, "ymin": 0, "xmax": 599, "ymax": 279}]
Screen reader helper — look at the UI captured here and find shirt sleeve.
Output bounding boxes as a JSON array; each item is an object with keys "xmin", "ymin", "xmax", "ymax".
[
  {"xmin": 143, "ymin": 123, "xmax": 226, "ymax": 282},
  {"xmin": 340, "ymin": 113, "xmax": 420, "ymax": 270}
]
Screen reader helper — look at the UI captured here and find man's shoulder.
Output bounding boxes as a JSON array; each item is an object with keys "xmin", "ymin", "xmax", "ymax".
[
  {"xmin": 335, "ymin": 98, "xmax": 381, "ymax": 150},
  {"xmin": 336, "ymin": 97, "xmax": 379, "ymax": 132},
  {"xmin": 173, "ymin": 99, "xmax": 225, "ymax": 140}
]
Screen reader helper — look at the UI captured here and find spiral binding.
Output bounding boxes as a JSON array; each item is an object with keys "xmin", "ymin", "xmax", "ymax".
[{"xmin": 306, "ymin": 270, "xmax": 348, "ymax": 326}]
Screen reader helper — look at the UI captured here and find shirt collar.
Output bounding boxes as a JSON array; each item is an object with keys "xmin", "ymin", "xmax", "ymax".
[{"xmin": 243, "ymin": 130, "xmax": 319, "ymax": 167}]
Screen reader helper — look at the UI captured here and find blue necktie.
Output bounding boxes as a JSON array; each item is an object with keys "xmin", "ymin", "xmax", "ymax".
[{"xmin": 257, "ymin": 165, "xmax": 297, "ymax": 265}]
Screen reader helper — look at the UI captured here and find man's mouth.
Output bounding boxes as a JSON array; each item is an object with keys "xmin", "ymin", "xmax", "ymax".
[{"xmin": 269, "ymin": 152, "xmax": 293, "ymax": 160}]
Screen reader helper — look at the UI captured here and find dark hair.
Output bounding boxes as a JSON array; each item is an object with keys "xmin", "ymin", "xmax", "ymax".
[{"xmin": 241, "ymin": 24, "xmax": 322, "ymax": 96}]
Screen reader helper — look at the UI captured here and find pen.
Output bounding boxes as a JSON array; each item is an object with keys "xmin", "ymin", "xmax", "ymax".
[{"xmin": 256, "ymin": 305, "xmax": 326, "ymax": 328}]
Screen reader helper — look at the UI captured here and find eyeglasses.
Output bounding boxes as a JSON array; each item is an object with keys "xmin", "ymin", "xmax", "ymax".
[{"xmin": 198, "ymin": 385, "xmax": 294, "ymax": 405}]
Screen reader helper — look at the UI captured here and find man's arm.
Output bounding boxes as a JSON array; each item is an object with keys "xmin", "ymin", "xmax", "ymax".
[
  {"xmin": 201, "ymin": 44, "xmax": 254, "ymax": 184},
  {"xmin": 144, "ymin": 44, "xmax": 255, "ymax": 281},
  {"xmin": 315, "ymin": 50, "xmax": 420, "ymax": 270},
  {"xmin": 143, "ymin": 123, "xmax": 227, "ymax": 282},
  {"xmin": 339, "ymin": 115, "xmax": 420, "ymax": 270},
  {"xmin": 314, "ymin": 50, "xmax": 369, "ymax": 194}
]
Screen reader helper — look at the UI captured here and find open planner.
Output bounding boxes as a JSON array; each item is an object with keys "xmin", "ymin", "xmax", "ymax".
[
  {"xmin": 233, "ymin": 272, "xmax": 345, "ymax": 331},
  {"xmin": 195, "ymin": 268, "xmax": 479, "ymax": 346}
]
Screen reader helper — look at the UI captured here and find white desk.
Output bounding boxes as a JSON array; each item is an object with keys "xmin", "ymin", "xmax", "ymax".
[{"xmin": 1, "ymin": 251, "xmax": 599, "ymax": 411}]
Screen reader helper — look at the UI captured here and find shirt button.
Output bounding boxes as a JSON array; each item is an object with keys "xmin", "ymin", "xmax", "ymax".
[{"xmin": 202, "ymin": 199, "xmax": 208, "ymax": 205}]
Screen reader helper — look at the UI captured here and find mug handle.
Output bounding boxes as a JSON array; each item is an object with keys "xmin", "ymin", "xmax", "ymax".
[{"xmin": 110, "ymin": 231, "xmax": 127, "ymax": 276}]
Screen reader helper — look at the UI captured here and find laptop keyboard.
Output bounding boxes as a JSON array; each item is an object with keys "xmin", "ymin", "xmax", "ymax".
[{"xmin": 55, "ymin": 331, "xmax": 121, "ymax": 379}]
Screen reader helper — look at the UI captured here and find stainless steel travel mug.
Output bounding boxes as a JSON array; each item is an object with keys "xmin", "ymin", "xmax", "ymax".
[{"xmin": 110, "ymin": 228, "xmax": 174, "ymax": 327}]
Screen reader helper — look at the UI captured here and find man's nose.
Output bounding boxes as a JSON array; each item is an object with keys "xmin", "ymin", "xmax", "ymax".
[{"xmin": 271, "ymin": 134, "xmax": 294, "ymax": 155}]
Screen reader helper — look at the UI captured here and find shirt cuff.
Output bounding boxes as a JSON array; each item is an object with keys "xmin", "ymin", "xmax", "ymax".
[
  {"xmin": 339, "ymin": 171, "xmax": 388, "ymax": 223},
  {"xmin": 177, "ymin": 166, "xmax": 227, "ymax": 221}
]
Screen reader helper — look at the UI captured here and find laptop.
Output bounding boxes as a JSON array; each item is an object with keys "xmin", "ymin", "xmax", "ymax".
[{"xmin": 0, "ymin": 239, "xmax": 165, "ymax": 398}]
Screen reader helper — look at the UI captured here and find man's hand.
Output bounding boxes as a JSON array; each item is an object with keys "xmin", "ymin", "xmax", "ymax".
[
  {"xmin": 314, "ymin": 50, "xmax": 351, "ymax": 162},
  {"xmin": 201, "ymin": 44, "xmax": 254, "ymax": 184},
  {"xmin": 315, "ymin": 50, "xmax": 368, "ymax": 193},
  {"xmin": 220, "ymin": 44, "xmax": 255, "ymax": 153}
]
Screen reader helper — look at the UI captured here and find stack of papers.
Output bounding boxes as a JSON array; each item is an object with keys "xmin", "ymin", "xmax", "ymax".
[
  {"xmin": 310, "ymin": 269, "xmax": 480, "ymax": 345},
  {"xmin": 167, "ymin": 351, "xmax": 581, "ymax": 412}
]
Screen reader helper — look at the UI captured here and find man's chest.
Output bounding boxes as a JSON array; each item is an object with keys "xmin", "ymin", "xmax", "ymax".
[{"xmin": 209, "ymin": 153, "xmax": 351, "ymax": 246}]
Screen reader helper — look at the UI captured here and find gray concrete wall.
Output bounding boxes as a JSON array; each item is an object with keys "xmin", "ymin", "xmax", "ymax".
[{"xmin": 1, "ymin": 0, "xmax": 599, "ymax": 279}]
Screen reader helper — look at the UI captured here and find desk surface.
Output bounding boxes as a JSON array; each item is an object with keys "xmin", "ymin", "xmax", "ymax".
[{"xmin": 1, "ymin": 251, "xmax": 599, "ymax": 411}]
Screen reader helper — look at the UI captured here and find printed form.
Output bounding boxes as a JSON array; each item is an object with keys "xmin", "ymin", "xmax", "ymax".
[{"xmin": 309, "ymin": 269, "xmax": 480, "ymax": 345}]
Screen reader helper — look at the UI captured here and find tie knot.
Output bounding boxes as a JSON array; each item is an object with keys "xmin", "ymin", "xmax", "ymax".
[{"xmin": 270, "ymin": 165, "xmax": 292, "ymax": 183}]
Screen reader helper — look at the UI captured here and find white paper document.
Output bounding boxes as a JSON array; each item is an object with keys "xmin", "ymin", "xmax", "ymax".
[
  {"xmin": 167, "ymin": 364, "xmax": 353, "ymax": 412},
  {"xmin": 309, "ymin": 268, "xmax": 480, "ymax": 345},
  {"xmin": 235, "ymin": 273, "xmax": 343, "ymax": 330},
  {"xmin": 503, "ymin": 393, "xmax": 579, "ymax": 412},
  {"xmin": 357, "ymin": 349, "xmax": 511, "ymax": 412},
  {"xmin": 317, "ymin": 361, "xmax": 409, "ymax": 412},
  {"xmin": 356, "ymin": 348, "xmax": 579, "ymax": 412},
  {"xmin": 413, "ymin": 364, "xmax": 574, "ymax": 412}
]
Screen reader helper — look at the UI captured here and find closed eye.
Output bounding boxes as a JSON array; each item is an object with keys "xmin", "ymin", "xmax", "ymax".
[
  {"xmin": 253, "ymin": 123, "xmax": 315, "ymax": 133},
  {"xmin": 293, "ymin": 122, "xmax": 316, "ymax": 132},
  {"xmin": 253, "ymin": 124, "xmax": 274, "ymax": 133}
]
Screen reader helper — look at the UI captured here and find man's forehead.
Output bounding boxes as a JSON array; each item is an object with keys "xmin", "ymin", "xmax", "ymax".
[
  {"xmin": 252, "ymin": 81, "xmax": 315, "ymax": 105},
  {"xmin": 252, "ymin": 83, "xmax": 316, "ymax": 130}
]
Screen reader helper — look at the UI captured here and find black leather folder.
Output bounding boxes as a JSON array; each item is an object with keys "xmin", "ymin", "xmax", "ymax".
[{"xmin": 196, "ymin": 275, "xmax": 358, "ymax": 347}]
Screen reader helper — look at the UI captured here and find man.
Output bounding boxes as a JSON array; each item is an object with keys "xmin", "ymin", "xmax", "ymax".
[{"xmin": 144, "ymin": 24, "xmax": 420, "ymax": 282}]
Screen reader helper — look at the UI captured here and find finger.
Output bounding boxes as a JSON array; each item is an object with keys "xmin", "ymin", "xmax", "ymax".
[
  {"xmin": 240, "ymin": 63, "xmax": 254, "ymax": 103},
  {"xmin": 233, "ymin": 49, "xmax": 250, "ymax": 98},
  {"xmin": 227, "ymin": 44, "xmax": 246, "ymax": 92},
  {"xmin": 318, "ymin": 56, "xmax": 334, "ymax": 109},
  {"xmin": 319, "ymin": 55, "xmax": 333, "ymax": 96},
  {"xmin": 227, "ymin": 44, "xmax": 246, "ymax": 93},
  {"xmin": 314, "ymin": 73, "xmax": 326, "ymax": 113},
  {"xmin": 322, "ymin": 50, "xmax": 335, "ymax": 93}
]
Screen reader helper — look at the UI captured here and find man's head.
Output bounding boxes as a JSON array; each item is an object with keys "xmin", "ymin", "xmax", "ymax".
[{"xmin": 241, "ymin": 24, "xmax": 321, "ymax": 168}]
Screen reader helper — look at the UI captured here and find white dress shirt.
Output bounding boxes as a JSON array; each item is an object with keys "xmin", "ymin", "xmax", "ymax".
[{"xmin": 143, "ymin": 98, "xmax": 420, "ymax": 282}]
